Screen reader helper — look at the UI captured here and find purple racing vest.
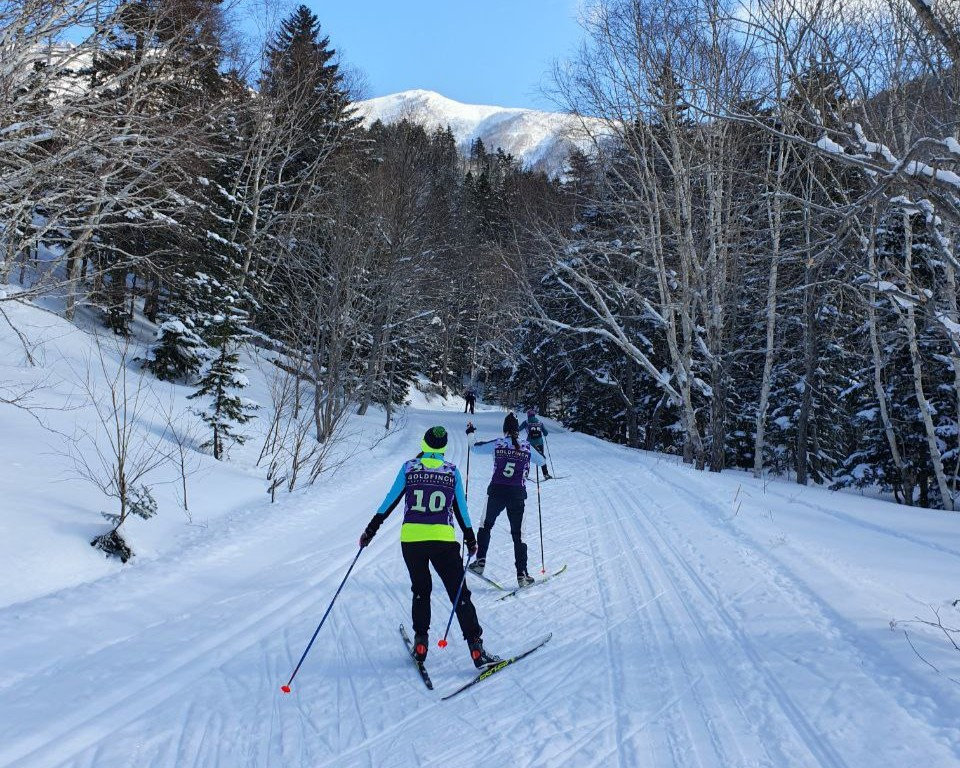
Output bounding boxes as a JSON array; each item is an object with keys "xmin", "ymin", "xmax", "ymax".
[
  {"xmin": 402, "ymin": 459, "xmax": 457, "ymax": 526},
  {"xmin": 490, "ymin": 437, "xmax": 533, "ymax": 487}
]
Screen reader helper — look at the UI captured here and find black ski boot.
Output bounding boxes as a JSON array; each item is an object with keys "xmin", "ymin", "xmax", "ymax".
[
  {"xmin": 467, "ymin": 558, "xmax": 486, "ymax": 576},
  {"xmin": 468, "ymin": 636, "xmax": 502, "ymax": 669},
  {"xmin": 413, "ymin": 633, "xmax": 428, "ymax": 663},
  {"xmin": 517, "ymin": 571, "xmax": 535, "ymax": 588}
]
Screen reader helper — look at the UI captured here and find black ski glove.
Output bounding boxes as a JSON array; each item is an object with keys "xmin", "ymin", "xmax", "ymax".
[
  {"xmin": 464, "ymin": 528, "xmax": 478, "ymax": 557},
  {"xmin": 465, "ymin": 422, "xmax": 476, "ymax": 435},
  {"xmin": 360, "ymin": 514, "xmax": 384, "ymax": 548}
]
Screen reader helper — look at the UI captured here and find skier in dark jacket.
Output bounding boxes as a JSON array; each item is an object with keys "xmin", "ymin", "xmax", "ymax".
[
  {"xmin": 360, "ymin": 426, "xmax": 500, "ymax": 669},
  {"xmin": 464, "ymin": 388, "xmax": 477, "ymax": 414},
  {"xmin": 468, "ymin": 415, "xmax": 546, "ymax": 587},
  {"xmin": 519, "ymin": 408, "xmax": 550, "ymax": 479}
]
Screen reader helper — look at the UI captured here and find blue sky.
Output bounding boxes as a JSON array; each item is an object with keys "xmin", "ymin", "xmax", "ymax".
[{"xmin": 298, "ymin": 0, "xmax": 585, "ymax": 109}]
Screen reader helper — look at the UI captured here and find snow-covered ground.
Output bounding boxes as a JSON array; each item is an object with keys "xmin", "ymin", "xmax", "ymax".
[{"xmin": 1, "ymin": 298, "xmax": 959, "ymax": 767}]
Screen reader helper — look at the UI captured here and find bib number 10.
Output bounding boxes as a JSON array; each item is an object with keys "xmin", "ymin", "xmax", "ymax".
[{"xmin": 411, "ymin": 489, "xmax": 447, "ymax": 513}]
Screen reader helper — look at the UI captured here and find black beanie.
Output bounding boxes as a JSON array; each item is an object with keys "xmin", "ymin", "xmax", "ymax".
[
  {"xmin": 422, "ymin": 426, "xmax": 448, "ymax": 452},
  {"xmin": 503, "ymin": 412, "xmax": 519, "ymax": 435}
]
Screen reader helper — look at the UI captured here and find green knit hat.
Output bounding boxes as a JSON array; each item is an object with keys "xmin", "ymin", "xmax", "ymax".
[{"xmin": 421, "ymin": 426, "xmax": 448, "ymax": 454}]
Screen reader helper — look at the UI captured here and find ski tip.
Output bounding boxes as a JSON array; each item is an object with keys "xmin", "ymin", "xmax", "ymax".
[
  {"xmin": 280, "ymin": 685, "xmax": 291, "ymax": 694},
  {"xmin": 438, "ymin": 639, "xmax": 448, "ymax": 648}
]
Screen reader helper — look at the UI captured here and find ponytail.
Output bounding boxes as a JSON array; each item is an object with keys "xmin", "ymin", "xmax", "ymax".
[{"xmin": 509, "ymin": 432, "xmax": 520, "ymax": 450}]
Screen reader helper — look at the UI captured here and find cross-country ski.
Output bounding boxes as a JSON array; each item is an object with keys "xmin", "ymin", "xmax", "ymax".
[
  {"xmin": 441, "ymin": 633, "xmax": 553, "ymax": 701},
  {"xmin": 466, "ymin": 567, "xmax": 506, "ymax": 590},
  {"xmin": 496, "ymin": 564, "xmax": 569, "ymax": 601},
  {"xmin": 399, "ymin": 624, "xmax": 433, "ymax": 690}
]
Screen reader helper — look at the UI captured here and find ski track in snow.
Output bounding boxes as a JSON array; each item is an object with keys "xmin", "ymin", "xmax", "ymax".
[{"xmin": 0, "ymin": 408, "xmax": 959, "ymax": 767}]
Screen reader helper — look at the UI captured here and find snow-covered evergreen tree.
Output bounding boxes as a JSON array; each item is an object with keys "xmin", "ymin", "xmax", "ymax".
[{"xmin": 188, "ymin": 288, "xmax": 258, "ymax": 460}]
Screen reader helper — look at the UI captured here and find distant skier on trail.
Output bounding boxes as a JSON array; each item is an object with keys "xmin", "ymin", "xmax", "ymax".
[
  {"xmin": 519, "ymin": 408, "xmax": 550, "ymax": 479},
  {"xmin": 359, "ymin": 426, "xmax": 501, "ymax": 669},
  {"xmin": 463, "ymin": 388, "xmax": 476, "ymax": 414},
  {"xmin": 468, "ymin": 413, "xmax": 546, "ymax": 587}
]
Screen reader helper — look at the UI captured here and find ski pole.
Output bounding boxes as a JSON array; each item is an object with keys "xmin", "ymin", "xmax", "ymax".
[
  {"xmin": 281, "ymin": 546, "xmax": 363, "ymax": 693},
  {"xmin": 536, "ymin": 465, "xmax": 545, "ymax": 574},
  {"xmin": 438, "ymin": 554, "xmax": 473, "ymax": 648},
  {"xmin": 544, "ymin": 436, "xmax": 556, "ymax": 478},
  {"xmin": 461, "ymin": 429, "xmax": 474, "ymax": 561}
]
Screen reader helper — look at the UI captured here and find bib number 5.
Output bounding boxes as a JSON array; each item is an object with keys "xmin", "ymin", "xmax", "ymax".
[{"xmin": 503, "ymin": 461, "xmax": 516, "ymax": 478}]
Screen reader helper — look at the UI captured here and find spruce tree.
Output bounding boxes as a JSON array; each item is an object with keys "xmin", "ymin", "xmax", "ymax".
[
  {"xmin": 146, "ymin": 313, "xmax": 207, "ymax": 382},
  {"xmin": 261, "ymin": 4, "xmax": 361, "ymax": 172},
  {"xmin": 188, "ymin": 291, "xmax": 258, "ymax": 460}
]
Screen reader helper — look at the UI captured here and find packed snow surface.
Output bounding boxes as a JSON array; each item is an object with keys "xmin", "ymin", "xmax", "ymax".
[{"xmin": 1, "ymin": 301, "xmax": 959, "ymax": 766}]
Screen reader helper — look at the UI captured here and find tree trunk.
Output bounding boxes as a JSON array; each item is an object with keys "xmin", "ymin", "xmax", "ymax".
[
  {"xmin": 357, "ymin": 307, "xmax": 388, "ymax": 416},
  {"xmin": 865, "ymin": 211, "xmax": 910, "ymax": 502},
  {"xmin": 796, "ymin": 254, "xmax": 818, "ymax": 486},
  {"xmin": 901, "ymin": 211, "xmax": 954, "ymax": 509},
  {"xmin": 623, "ymin": 357, "xmax": 639, "ymax": 448},
  {"xmin": 754, "ymin": 140, "xmax": 786, "ymax": 477}
]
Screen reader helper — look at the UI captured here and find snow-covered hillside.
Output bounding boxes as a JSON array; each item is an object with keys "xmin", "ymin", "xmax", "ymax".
[
  {"xmin": 1, "ymin": 296, "xmax": 959, "ymax": 766},
  {"xmin": 356, "ymin": 89, "xmax": 597, "ymax": 176}
]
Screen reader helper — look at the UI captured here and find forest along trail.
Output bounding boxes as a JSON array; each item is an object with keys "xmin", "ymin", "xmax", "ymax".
[{"xmin": 0, "ymin": 406, "xmax": 957, "ymax": 767}]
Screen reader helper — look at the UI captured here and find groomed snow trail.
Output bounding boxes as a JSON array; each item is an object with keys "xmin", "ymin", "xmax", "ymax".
[{"xmin": 0, "ymin": 406, "xmax": 958, "ymax": 767}]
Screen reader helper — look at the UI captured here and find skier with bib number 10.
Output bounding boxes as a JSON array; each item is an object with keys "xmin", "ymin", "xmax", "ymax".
[
  {"xmin": 359, "ymin": 426, "xmax": 501, "ymax": 670},
  {"xmin": 468, "ymin": 412, "xmax": 546, "ymax": 587}
]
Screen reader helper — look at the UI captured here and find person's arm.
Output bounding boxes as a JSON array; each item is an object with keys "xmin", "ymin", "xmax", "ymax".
[
  {"xmin": 471, "ymin": 440, "xmax": 497, "ymax": 455},
  {"xmin": 452, "ymin": 468, "xmax": 477, "ymax": 554},
  {"xmin": 360, "ymin": 466, "xmax": 406, "ymax": 545},
  {"xmin": 518, "ymin": 420, "xmax": 529, "ymax": 433},
  {"xmin": 542, "ymin": 423, "xmax": 549, "ymax": 436},
  {"xmin": 528, "ymin": 447, "xmax": 547, "ymax": 466},
  {"xmin": 452, "ymin": 467, "xmax": 472, "ymax": 530}
]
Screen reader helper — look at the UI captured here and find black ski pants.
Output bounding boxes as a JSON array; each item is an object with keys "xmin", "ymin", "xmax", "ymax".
[
  {"xmin": 476, "ymin": 485, "xmax": 528, "ymax": 575},
  {"xmin": 401, "ymin": 540, "xmax": 481, "ymax": 641}
]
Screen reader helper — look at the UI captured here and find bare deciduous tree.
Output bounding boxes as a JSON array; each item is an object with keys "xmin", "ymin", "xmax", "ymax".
[{"xmin": 67, "ymin": 334, "xmax": 170, "ymax": 560}]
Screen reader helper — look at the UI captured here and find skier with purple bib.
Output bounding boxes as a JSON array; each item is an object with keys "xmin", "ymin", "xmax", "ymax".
[
  {"xmin": 359, "ymin": 426, "xmax": 500, "ymax": 669},
  {"xmin": 468, "ymin": 412, "xmax": 547, "ymax": 587},
  {"xmin": 519, "ymin": 408, "xmax": 550, "ymax": 479}
]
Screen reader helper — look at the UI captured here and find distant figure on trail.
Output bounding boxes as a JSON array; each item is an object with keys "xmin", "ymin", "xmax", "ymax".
[
  {"xmin": 468, "ymin": 415, "xmax": 546, "ymax": 588},
  {"xmin": 464, "ymin": 388, "xmax": 477, "ymax": 414},
  {"xmin": 519, "ymin": 408, "xmax": 550, "ymax": 479},
  {"xmin": 359, "ymin": 426, "xmax": 501, "ymax": 669}
]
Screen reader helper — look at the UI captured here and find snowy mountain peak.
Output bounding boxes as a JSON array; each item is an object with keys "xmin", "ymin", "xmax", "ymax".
[
  {"xmin": 361, "ymin": 89, "xmax": 525, "ymax": 119},
  {"xmin": 356, "ymin": 89, "xmax": 592, "ymax": 175}
]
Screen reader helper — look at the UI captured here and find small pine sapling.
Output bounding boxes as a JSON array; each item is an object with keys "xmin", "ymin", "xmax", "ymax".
[{"xmin": 92, "ymin": 486, "xmax": 158, "ymax": 562}]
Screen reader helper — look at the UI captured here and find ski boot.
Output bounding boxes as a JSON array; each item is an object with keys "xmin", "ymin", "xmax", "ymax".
[
  {"xmin": 468, "ymin": 636, "xmax": 502, "ymax": 669},
  {"xmin": 467, "ymin": 558, "xmax": 486, "ymax": 576},
  {"xmin": 517, "ymin": 571, "xmax": 535, "ymax": 588},
  {"xmin": 413, "ymin": 633, "xmax": 428, "ymax": 663}
]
